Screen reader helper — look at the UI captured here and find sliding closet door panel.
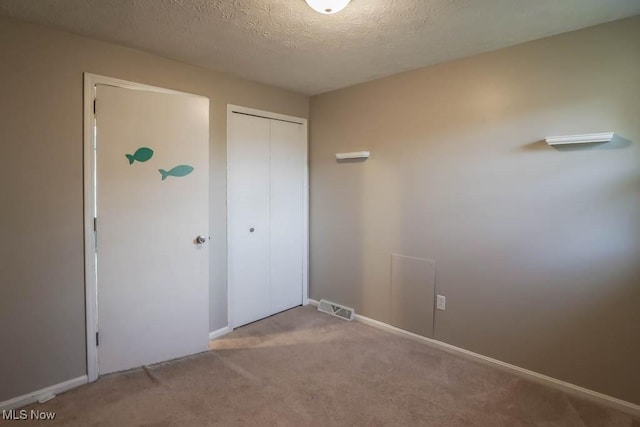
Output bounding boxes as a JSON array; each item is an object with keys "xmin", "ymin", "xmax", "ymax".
[
  {"xmin": 228, "ymin": 113, "xmax": 271, "ymax": 327},
  {"xmin": 270, "ymin": 120, "xmax": 305, "ymax": 313}
]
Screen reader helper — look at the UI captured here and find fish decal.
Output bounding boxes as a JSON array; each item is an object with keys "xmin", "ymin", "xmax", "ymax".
[
  {"xmin": 126, "ymin": 147, "xmax": 154, "ymax": 164},
  {"xmin": 159, "ymin": 165, "xmax": 194, "ymax": 180}
]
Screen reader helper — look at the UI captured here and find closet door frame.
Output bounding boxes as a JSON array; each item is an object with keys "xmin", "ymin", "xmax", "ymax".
[{"xmin": 226, "ymin": 104, "xmax": 309, "ymax": 329}]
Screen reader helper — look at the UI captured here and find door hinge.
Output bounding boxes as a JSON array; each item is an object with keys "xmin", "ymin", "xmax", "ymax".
[
  {"xmin": 93, "ymin": 217, "xmax": 98, "ymax": 252},
  {"xmin": 96, "ymin": 331, "xmax": 100, "ymax": 347}
]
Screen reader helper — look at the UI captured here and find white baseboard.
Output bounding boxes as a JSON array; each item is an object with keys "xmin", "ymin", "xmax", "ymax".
[
  {"xmin": 209, "ymin": 325, "xmax": 233, "ymax": 341},
  {"xmin": 0, "ymin": 375, "xmax": 88, "ymax": 411},
  {"xmin": 307, "ymin": 298, "xmax": 639, "ymax": 417}
]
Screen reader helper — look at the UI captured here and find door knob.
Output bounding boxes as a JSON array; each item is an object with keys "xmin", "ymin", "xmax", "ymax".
[{"xmin": 196, "ymin": 235, "xmax": 207, "ymax": 244}]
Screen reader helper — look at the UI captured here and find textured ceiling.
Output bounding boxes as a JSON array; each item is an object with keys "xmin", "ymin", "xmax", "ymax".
[{"xmin": 1, "ymin": 0, "xmax": 639, "ymax": 95}]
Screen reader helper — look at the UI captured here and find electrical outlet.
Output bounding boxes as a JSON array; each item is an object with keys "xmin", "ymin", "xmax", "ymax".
[{"xmin": 436, "ymin": 295, "xmax": 446, "ymax": 311}]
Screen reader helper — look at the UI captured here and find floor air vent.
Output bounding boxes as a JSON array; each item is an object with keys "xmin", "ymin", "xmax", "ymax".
[{"xmin": 317, "ymin": 299, "xmax": 355, "ymax": 321}]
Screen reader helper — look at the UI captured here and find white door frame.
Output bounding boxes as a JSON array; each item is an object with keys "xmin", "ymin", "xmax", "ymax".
[
  {"xmin": 83, "ymin": 73, "xmax": 207, "ymax": 382},
  {"xmin": 226, "ymin": 104, "xmax": 309, "ymax": 330}
]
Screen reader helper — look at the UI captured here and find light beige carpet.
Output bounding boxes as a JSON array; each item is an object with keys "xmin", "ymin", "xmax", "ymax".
[{"xmin": 14, "ymin": 306, "xmax": 639, "ymax": 426}]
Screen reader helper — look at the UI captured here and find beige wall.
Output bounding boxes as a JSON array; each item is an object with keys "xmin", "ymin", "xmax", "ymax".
[
  {"xmin": 0, "ymin": 17, "xmax": 308, "ymax": 402},
  {"xmin": 309, "ymin": 16, "xmax": 640, "ymax": 404}
]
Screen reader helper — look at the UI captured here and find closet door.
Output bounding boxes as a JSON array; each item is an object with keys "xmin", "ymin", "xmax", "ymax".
[
  {"xmin": 228, "ymin": 108, "xmax": 306, "ymax": 329},
  {"xmin": 228, "ymin": 113, "xmax": 272, "ymax": 327},
  {"xmin": 270, "ymin": 120, "xmax": 305, "ymax": 314}
]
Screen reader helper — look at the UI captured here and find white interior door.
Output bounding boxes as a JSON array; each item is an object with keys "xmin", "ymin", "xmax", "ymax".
[
  {"xmin": 96, "ymin": 84, "xmax": 209, "ymax": 375},
  {"xmin": 228, "ymin": 113, "xmax": 272, "ymax": 327},
  {"xmin": 228, "ymin": 110, "xmax": 306, "ymax": 328},
  {"xmin": 270, "ymin": 120, "xmax": 305, "ymax": 314}
]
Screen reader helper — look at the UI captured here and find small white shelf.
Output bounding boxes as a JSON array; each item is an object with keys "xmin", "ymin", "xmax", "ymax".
[
  {"xmin": 336, "ymin": 151, "xmax": 370, "ymax": 160},
  {"xmin": 545, "ymin": 132, "xmax": 614, "ymax": 146}
]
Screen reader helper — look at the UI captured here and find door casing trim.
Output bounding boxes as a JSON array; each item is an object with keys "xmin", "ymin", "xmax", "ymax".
[{"xmin": 83, "ymin": 73, "xmax": 208, "ymax": 382}]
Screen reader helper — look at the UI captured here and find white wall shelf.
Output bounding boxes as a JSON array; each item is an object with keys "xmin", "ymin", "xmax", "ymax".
[
  {"xmin": 336, "ymin": 151, "xmax": 370, "ymax": 160},
  {"xmin": 545, "ymin": 132, "xmax": 614, "ymax": 146}
]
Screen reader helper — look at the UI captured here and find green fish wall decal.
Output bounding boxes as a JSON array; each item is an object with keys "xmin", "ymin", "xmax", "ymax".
[
  {"xmin": 159, "ymin": 165, "xmax": 194, "ymax": 180},
  {"xmin": 126, "ymin": 147, "xmax": 154, "ymax": 164}
]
